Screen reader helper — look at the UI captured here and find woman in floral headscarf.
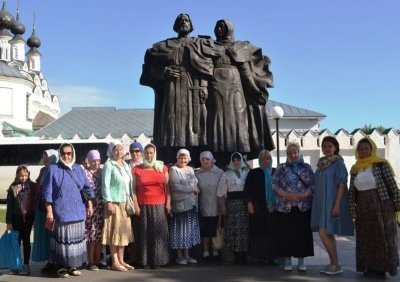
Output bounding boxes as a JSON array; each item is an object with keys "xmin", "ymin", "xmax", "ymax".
[
  {"xmin": 272, "ymin": 143, "xmax": 314, "ymax": 271},
  {"xmin": 217, "ymin": 152, "xmax": 249, "ymax": 264},
  {"xmin": 31, "ymin": 149, "xmax": 58, "ymax": 271},
  {"xmin": 244, "ymin": 150, "xmax": 279, "ymax": 266},
  {"xmin": 348, "ymin": 137, "xmax": 400, "ymax": 278},
  {"xmin": 6, "ymin": 164, "xmax": 36, "ymax": 275},
  {"xmin": 311, "ymin": 136, "xmax": 354, "ymax": 275},
  {"xmin": 195, "ymin": 151, "xmax": 224, "ymax": 262}
]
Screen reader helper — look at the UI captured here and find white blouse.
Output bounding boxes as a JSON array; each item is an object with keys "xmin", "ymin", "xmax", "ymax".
[
  {"xmin": 354, "ymin": 167, "xmax": 377, "ymax": 191},
  {"xmin": 217, "ymin": 170, "xmax": 249, "ymax": 198}
]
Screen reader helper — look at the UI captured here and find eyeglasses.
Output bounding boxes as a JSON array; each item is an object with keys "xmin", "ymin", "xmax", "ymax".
[
  {"xmin": 61, "ymin": 151, "xmax": 72, "ymax": 156},
  {"xmin": 130, "ymin": 150, "xmax": 141, "ymax": 153}
]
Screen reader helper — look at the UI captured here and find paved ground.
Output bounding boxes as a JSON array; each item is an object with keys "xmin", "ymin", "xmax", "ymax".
[{"xmin": 0, "ymin": 205, "xmax": 399, "ymax": 281}]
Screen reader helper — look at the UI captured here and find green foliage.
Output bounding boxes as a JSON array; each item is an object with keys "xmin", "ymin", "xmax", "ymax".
[{"xmin": 360, "ymin": 124, "xmax": 385, "ymax": 134}]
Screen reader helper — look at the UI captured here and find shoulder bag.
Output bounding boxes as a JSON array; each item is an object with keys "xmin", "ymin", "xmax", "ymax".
[
  {"xmin": 66, "ymin": 170, "xmax": 91, "ymax": 203},
  {"xmin": 212, "ymin": 215, "xmax": 224, "ymax": 250}
]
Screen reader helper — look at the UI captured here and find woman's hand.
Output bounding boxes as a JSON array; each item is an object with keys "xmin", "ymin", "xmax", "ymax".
[
  {"xmin": 165, "ymin": 202, "xmax": 171, "ymax": 215},
  {"xmin": 221, "ymin": 205, "xmax": 227, "ymax": 216},
  {"xmin": 331, "ymin": 205, "xmax": 340, "ymax": 217},
  {"xmin": 107, "ymin": 202, "xmax": 115, "ymax": 215},
  {"xmin": 46, "ymin": 211, "xmax": 54, "ymax": 223},
  {"xmin": 135, "ymin": 205, "xmax": 141, "ymax": 216},
  {"xmin": 193, "ymin": 186, "xmax": 200, "ymax": 195},
  {"xmin": 6, "ymin": 224, "xmax": 12, "ymax": 230},
  {"xmin": 86, "ymin": 201, "xmax": 93, "ymax": 217},
  {"xmin": 283, "ymin": 192, "xmax": 297, "ymax": 202},
  {"xmin": 247, "ymin": 202, "xmax": 255, "ymax": 214}
]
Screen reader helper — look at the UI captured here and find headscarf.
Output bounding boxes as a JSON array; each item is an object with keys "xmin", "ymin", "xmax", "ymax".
[
  {"xmin": 258, "ymin": 150, "xmax": 275, "ymax": 205},
  {"xmin": 41, "ymin": 149, "xmax": 59, "ymax": 185},
  {"xmin": 200, "ymin": 151, "xmax": 216, "ymax": 164},
  {"xmin": 176, "ymin": 149, "xmax": 191, "ymax": 162},
  {"xmin": 228, "ymin": 152, "xmax": 247, "ymax": 177},
  {"xmin": 87, "ymin": 149, "xmax": 101, "ymax": 162},
  {"xmin": 350, "ymin": 137, "xmax": 395, "ymax": 174},
  {"xmin": 285, "ymin": 143, "xmax": 304, "ymax": 173},
  {"xmin": 12, "ymin": 164, "xmax": 32, "ymax": 221},
  {"xmin": 142, "ymin": 144, "xmax": 164, "ymax": 173},
  {"xmin": 59, "ymin": 143, "xmax": 76, "ymax": 169},
  {"xmin": 107, "ymin": 140, "xmax": 123, "ymax": 158}
]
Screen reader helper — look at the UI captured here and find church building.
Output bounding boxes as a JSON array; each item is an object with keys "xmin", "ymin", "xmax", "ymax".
[{"xmin": 0, "ymin": 1, "xmax": 60, "ymax": 136}]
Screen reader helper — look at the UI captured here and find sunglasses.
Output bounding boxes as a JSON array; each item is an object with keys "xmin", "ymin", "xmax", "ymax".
[
  {"xmin": 61, "ymin": 151, "xmax": 72, "ymax": 156},
  {"xmin": 130, "ymin": 150, "xmax": 141, "ymax": 153}
]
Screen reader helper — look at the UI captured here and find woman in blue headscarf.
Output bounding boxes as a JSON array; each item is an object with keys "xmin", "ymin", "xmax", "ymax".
[
  {"xmin": 272, "ymin": 142, "xmax": 315, "ymax": 272},
  {"xmin": 217, "ymin": 152, "xmax": 249, "ymax": 264},
  {"xmin": 31, "ymin": 149, "xmax": 58, "ymax": 271},
  {"xmin": 244, "ymin": 150, "xmax": 278, "ymax": 266}
]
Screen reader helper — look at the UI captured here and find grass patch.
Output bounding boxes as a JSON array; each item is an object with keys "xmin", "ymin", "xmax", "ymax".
[{"xmin": 0, "ymin": 209, "xmax": 6, "ymax": 223}]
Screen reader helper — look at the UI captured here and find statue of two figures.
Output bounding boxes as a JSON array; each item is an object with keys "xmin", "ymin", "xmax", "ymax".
[{"xmin": 140, "ymin": 14, "xmax": 275, "ymax": 167}]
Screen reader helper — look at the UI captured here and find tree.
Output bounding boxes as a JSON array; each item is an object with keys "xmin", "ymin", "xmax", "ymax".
[{"xmin": 360, "ymin": 124, "xmax": 385, "ymax": 134}]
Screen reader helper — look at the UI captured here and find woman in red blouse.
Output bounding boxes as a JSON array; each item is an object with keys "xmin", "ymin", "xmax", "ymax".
[{"xmin": 132, "ymin": 144, "xmax": 171, "ymax": 269}]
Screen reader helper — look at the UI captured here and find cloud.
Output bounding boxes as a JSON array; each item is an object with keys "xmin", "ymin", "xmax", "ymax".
[{"xmin": 49, "ymin": 84, "xmax": 116, "ymax": 116}]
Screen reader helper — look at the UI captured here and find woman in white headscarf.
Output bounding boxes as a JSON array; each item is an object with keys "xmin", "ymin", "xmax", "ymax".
[
  {"xmin": 217, "ymin": 152, "xmax": 249, "ymax": 264},
  {"xmin": 195, "ymin": 151, "xmax": 224, "ymax": 262},
  {"xmin": 101, "ymin": 140, "xmax": 135, "ymax": 272},
  {"xmin": 132, "ymin": 144, "xmax": 170, "ymax": 269},
  {"xmin": 169, "ymin": 149, "xmax": 201, "ymax": 265}
]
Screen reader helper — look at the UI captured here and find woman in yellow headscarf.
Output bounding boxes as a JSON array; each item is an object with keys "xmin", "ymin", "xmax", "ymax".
[{"xmin": 348, "ymin": 137, "xmax": 400, "ymax": 278}]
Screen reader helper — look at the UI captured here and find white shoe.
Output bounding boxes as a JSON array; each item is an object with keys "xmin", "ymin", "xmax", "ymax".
[
  {"xmin": 176, "ymin": 258, "xmax": 187, "ymax": 265},
  {"xmin": 284, "ymin": 259, "xmax": 292, "ymax": 271},
  {"xmin": 324, "ymin": 264, "xmax": 343, "ymax": 275},
  {"xmin": 185, "ymin": 257, "xmax": 197, "ymax": 264}
]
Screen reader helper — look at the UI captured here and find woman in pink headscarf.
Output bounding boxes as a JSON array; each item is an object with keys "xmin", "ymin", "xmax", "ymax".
[
  {"xmin": 84, "ymin": 150, "xmax": 107, "ymax": 270},
  {"xmin": 195, "ymin": 151, "xmax": 224, "ymax": 262}
]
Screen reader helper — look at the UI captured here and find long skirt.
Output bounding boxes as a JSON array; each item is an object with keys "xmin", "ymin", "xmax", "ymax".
[
  {"xmin": 31, "ymin": 209, "xmax": 51, "ymax": 262},
  {"xmin": 50, "ymin": 220, "xmax": 87, "ymax": 268},
  {"xmin": 225, "ymin": 200, "xmax": 248, "ymax": 252},
  {"xmin": 135, "ymin": 204, "xmax": 170, "ymax": 266},
  {"xmin": 170, "ymin": 207, "xmax": 200, "ymax": 250},
  {"xmin": 102, "ymin": 202, "xmax": 134, "ymax": 246},
  {"xmin": 276, "ymin": 207, "xmax": 314, "ymax": 258},
  {"xmin": 248, "ymin": 211, "xmax": 277, "ymax": 261},
  {"xmin": 355, "ymin": 189, "xmax": 399, "ymax": 276}
]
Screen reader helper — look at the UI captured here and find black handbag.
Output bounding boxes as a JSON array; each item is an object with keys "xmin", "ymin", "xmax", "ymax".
[{"xmin": 66, "ymin": 170, "xmax": 92, "ymax": 203}]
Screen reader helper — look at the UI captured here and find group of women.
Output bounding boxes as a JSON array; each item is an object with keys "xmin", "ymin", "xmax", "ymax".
[{"xmin": 5, "ymin": 136, "xmax": 399, "ymax": 279}]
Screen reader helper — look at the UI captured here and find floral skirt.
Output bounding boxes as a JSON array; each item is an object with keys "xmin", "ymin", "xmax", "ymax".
[
  {"xmin": 224, "ymin": 200, "xmax": 248, "ymax": 252},
  {"xmin": 355, "ymin": 189, "xmax": 399, "ymax": 276}
]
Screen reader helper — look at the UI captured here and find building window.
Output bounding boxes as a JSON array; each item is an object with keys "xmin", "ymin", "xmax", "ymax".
[
  {"xmin": 317, "ymin": 139, "xmax": 320, "ymax": 147},
  {"xmin": 301, "ymin": 139, "xmax": 304, "ymax": 147}
]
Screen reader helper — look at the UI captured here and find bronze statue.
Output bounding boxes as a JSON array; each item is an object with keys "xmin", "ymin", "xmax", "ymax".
[
  {"xmin": 140, "ymin": 14, "xmax": 217, "ymax": 163},
  {"xmin": 140, "ymin": 15, "xmax": 274, "ymax": 166}
]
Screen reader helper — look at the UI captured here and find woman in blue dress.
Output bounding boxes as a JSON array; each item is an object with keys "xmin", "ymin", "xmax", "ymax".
[
  {"xmin": 31, "ymin": 149, "xmax": 58, "ymax": 272},
  {"xmin": 311, "ymin": 136, "xmax": 354, "ymax": 275}
]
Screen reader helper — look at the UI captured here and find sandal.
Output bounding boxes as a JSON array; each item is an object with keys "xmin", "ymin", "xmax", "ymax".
[
  {"xmin": 67, "ymin": 267, "xmax": 82, "ymax": 276},
  {"xmin": 41, "ymin": 262, "xmax": 53, "ymax": 273},
  {"xmin": 111, "ymin": 265, "xmax": 128, "ymax": 272},
  {"xmin": 57, "ymin": 268, "xmax": 69, "ymax": 278},
  {"xmin": 122, "ymin": 263, "xmax": 135, "ymax": 270}
]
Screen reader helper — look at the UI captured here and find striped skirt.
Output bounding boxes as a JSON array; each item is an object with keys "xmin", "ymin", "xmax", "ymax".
[
  {"xmin": 355, "ymin": 189, "xmax": 399, "ymax": 276},
  {"xmin": 102, "ymin": 202, "xmax": 134, "ymax": 246},
  {"xmin": 170, "ymin": 207, "xmax": 201, "ymax": 250},
  {"xmin": 135, "ymin": 204, "xmax": 170, "ymax": 266},
  {"xmin": 50, "ymin": 220, "xmax": 87, "ymax": 268},
  {"xmin": 224, "ymin": 199, "xmax": 249, "ymax": 252}
]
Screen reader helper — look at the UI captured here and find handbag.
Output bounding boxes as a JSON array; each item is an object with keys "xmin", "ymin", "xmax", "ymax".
[
  {"xmin": 0, "ymin": 230, "xmax": 23, "ymax": 270},
  {"xmin": 212, "ymin": 215, "xmax": 224, "ymax": 250},
  {"xmin": 126, "ymin": 195, "xmax": 135, "ymax": 216},
  {"xmin": 66, "ymin": 170, "xmax": 92, "ymax": 203}
]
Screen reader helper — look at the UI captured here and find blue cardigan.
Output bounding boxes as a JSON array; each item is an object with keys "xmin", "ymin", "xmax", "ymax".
[{"xmin": 42, "ymin": 162, "xmax": 94, "ymax": 223}]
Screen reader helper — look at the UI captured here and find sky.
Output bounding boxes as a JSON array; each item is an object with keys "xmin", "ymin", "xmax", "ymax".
[{"xmin": 6, "ymin": 0, "xmax": 400, "ymax": 132}]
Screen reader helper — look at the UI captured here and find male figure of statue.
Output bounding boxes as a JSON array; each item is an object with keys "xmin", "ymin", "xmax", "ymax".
[{"xmin": 140, "ymin": 14, "xmax": 215, "ymax": 165}]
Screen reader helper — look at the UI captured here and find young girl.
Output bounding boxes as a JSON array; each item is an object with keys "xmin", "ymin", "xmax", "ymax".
[{"xmin": 6, "ymin": 165, "xmax": 36, "ymax": 275}]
